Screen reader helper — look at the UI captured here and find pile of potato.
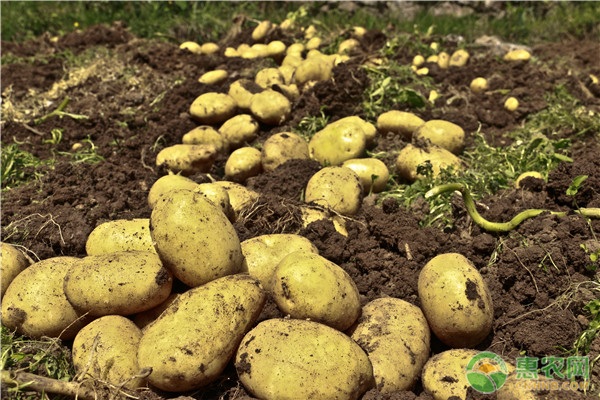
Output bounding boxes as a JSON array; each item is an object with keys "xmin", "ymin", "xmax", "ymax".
[{"xmin": 1, "ymin": 19, "xmax": 538, "ymax": 400}]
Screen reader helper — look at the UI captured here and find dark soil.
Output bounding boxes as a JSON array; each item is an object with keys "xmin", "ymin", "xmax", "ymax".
[{"xmin": 1, "ymin": 20, "xmax": 599, "ymax": 400}]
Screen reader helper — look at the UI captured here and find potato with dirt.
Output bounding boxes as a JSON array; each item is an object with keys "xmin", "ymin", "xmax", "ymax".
[
  {"xmin": 249, "ymin": 89, "xmax": 291, "ymax": 125},
  {"xmin": 421, "ymin": 349, "xmax": 480, "ymax": 400},
  {"xmin": 85, "ymin": 218, "xmax": 155, "ymax": 255},
  {"xmin": 137, "ymin": 274, "xmax": 266, "ymax": 392},
  {"xmin": 342, "ymin": 157, "xmax": 390, "ymax": 193},
  {"xmin": 1, "ymin": 242, "xmax": 31, "ymax": 297},
  {"xmin": 228, "ymin": 79, "xmax": 262, "ymax": 110},
  {"xmin": 235, "ymin": 318, "xmax": 375, "ymax": 400},
  {"xmin": 396, "ymin": 143, "xmax": 462, "ymax": 182},
  {"xmin": 212, "ymin": 181, "xmax": 260, "ymax": 219},
  {"xmin": 219, "ymin": 114, "xmax": 259, "ymax": 149},
  {"xmin": 328, "ymin": 116, "xmax": 378, "ymax": 146},
  {"xmin": 155, "ymin": 143, "xmax": 217, "ymax": 175},
  {"xmin": 305, "ymin": 166, "xmax": 363, "ymax": 216},
  {"xmin": 181, "ymin": 125, "xmax": 228, "ymax": 153},
  {"xmin": 376, "ymin": 110, "xmax": 425, "ymax": 141},
  {"xmin": 224, "ymin": 146, "xmax": 263, "ymax": 183},
  {"xmin": 261, "ymin": 131, "xmax": 310, "ymax": 172},
  {"xmin": 189, "ymin": 92, "xmax": 237, "ymax": 124},
  {"xmin": 309, "ymin": 121, "xmax": 367, "ymax": 166},
  {"xmin": 413, "ymin": 119, "xmax": 465, "ymax": 154},
  {"xmin": 193, "ymin": 182, "xmax": 236, "ymax": 222},
  {"xmin": 148, "ymin": 174, "xmax": 199, "ymax": 209}
]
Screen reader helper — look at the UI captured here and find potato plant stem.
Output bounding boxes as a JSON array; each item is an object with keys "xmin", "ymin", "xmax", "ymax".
[
  {"xmin": 1, "ymin": 370, "xmax": 98, "ymax": 400},
  {"xmin": 425, "ymin": 183, "xmax": 600, "ymax": 232}
]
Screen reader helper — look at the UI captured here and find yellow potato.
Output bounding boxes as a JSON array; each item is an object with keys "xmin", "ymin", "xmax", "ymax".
[
  {"xmin": 198, "ymin": 69, "xmax": 228, "ymax": 85},
  {"xmin": 150, "ymin": 189, "xmax": 243, "ymax": 287},
  {"xmin": 504, "ymin": 96, "xmax": 519, "ymax": 111},
  {"xmin": 133, "ymin": 293, "xmax": 180, "ymax": 331},
  {"xmin": 305, "ymin": 166, "xmax": 363, "ymax": 216},
  {"xmin": 413, "ymin": 119, "xmax": 465, "ymax": 155},
  {"xmin": 250, "ymin": 89, "xmax": 291, "ymax": 125},
  {"xmin": 1, "ymin": 242, "xmax": 31, "ymax": 297},
  {"xmin": 2, "ymin": 256, "xmax": 87, "ymax": 339},
  {"xmin": 181, "ymin": 125, "xmax": 227, "ymax": 153},
  {"xmin": 350, "ymin": 297, "xmax": 431, "ymax": 392},
  {"xmin": 193, "ymin": 182, "xmax": 235, "ymax": 222},
  {"xmin": 437, "ymin": 51, "xmax": 450, "ymax": 69},
  {"xmin": 138, "ymin": 274, "xmax": 266, "ymax": 392},
  {"xmin": 413, "ymin": 54, "xmax": 425, "ymax": 67},
  {"xmin": 72, "ymin": 315, "xmax": 145, "ymax": 389},
  {"xmin": 155, "ymin": 144, "xmax": 217, "ymax": 175},
  {"xmin": 376, "ymin": 110, "xmax": 425, "ymax": 141},
  {"xmin": 266, "ymin": 40, "xmax": 286, "ymax": 60},
  {"xmin": 219, "ymin": 114, "xmax": 259, "ymax": 149},
  {"xmin": 250, "ymin": 43, "xmax": 270, "ymax": 58},
  {"xmin": 305, "ymin": 36, "xmax": 322, "ymax": 50},
  {"xmin": 252, "ymin": 20, "xmax": 273, "ymax": 41},
  {"xmin": 470, "ymin": 77, "xmax": 489, "ymax": 93},
  {"xmin": 503, "ymin": 48, "xmax": 531, "ymax": 61},
  {"xmin": 148, "ymin": 174, "xmax": 199, "ymax": 209},
  {"xmin": 282, "ymin": 53, "xmax": 303, "ymax": 68},
  {"xmin": 286, "ymin": 42, "xmax": 305, "ymax": 56},
  {"xmin": 200, "ymin": 42, "xmax": 220, "ymax": 55},
  {"xmin": 395, "ymin": 144, "xmax": 462, "ymax": 182},
  {"xmin": 189, "ymin": 92, "xmax": 237, "ymax": 124},
  {"xmin": 85, "ymin": 218, "xmax": 154, "ymax": 255},
  {"xmin": 278, "ymin": 65, "xmax": 296, "ymax": 85},
  {"xmin": 271, "ymin": 251, "xmax": 361, "ymax": 331},
  {"xmin": 261, "ymin": 132, "xmax": 309, "ymax": 172},
  {"xmin": 236, "ymin": 318, "xmax": 375, "ymax": 399},
  {"xmin": 418, "ymin": 253, "xmax": 493, "ymax": 348},
  {"xmin": 64, "ymin": 251, "xmax": 172, "ymax": 317},
  {"xmin": 304, "ymin": 24, "xmax": 318, "ymax": 39},
  {"xmin": 228, "ymin": 79, "xmax": 262, "ymax": 110},
  {"xmin": 225, "ymin": 147, "xmax": 263, "ymax": 183},
  {"xmin": 422, "ymin": 349, "xmax": 480, "ymax": 400},
  {"xmin": 179, "ymin": 41, "xmax": 202, "ymax": 54},
  {"xmin": 338, "ymin": 38, "xmax": 360, "ymax": 54},
  {"xmin": 255, "ymin": 67, "xmax": 285, "ymax": 89},
  {"xmin": 294, "ymin": 56, "xmax": 334, "ymax": 85},
  {"xmin": 212, "ymin": 181, "xmax": 260, "ymax": 219},
  {"xmin": 449, "ymin": 49, "xmax": 470, "ymax": 67},
  {"xmin": 309, "ymin": 121, "xmax": 367, "ymax": 166},
  {"xmin": 342, "ymin": 158, "xmax": 390, "ymax": 193},
  {"xmin": 328, "ymin": 116, "xmax": 378, "ymax": 146}
]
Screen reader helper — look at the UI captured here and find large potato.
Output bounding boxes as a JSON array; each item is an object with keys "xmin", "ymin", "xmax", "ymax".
[
  {"xmin": 181, "ymin": 125, "xmax": 227, "ymax": 153},
  {"xmin": 342, "ymin": 158, "xmax": 390, "ymax": 193},
  {"xmin": 422, "ymin": 349, "xmax": 479, "ymax": 400},
  {"xmin": 350, "ymin": 297, "xmax": 431, "ymax": 392},
  {"xmin": 413, "ymin": 119, "xmax": 465, "ymax": 154},
  {"xmin": 305, "ymin": 166, "xmax": 363, "ymax": 216},
  {"xmin": 189, "ymin": 92, "xmax": 237, "ymax": 124},
  {"xmin": 309, "ymin": 121, "xmax": 367, "ymax": 166},
  {"xmin": 138, "ymin": 274, "xmax": 266, "ymax": 392},
  {"xmin": 150, "ymin": 189, "xmax": 243, "ymax": 286},
  {"xmin": 396, "ymin": 143, "xmax": 462, "ymax": 182},
  {"xmin": 271, "ymin": 250, "xmax": 361, "ymax": 331},
  {"xmin": 219, "ymin": 114, "xmax": 259, "ymax": 149},
  {"xmin": 225, "ymin": 147, "xmax": 263, "ymax": 183},
  {"xmin": 193, "ymin": 182, "xmax": 235, "ymax": 222},
  {"xmin": 2, "ymin": 256, "xmax": 87, "ymax": 339},
  {"xmin": 72, "ymin": 315, "xmax": 145, "ymax": 389},
  {"xmin": 156, "ymin": 144, "xmax": 217, "ymax": 175},
  {"xmin": 236, "ymin": 318, "xmax": 375, "ymax": 400},
  {"xmin": 261, "ymin": 132, "xmax": 309, "ymax": 172},
  {"xmin": 241, "ymin": 234, "xmax": 318, "ymax": 291},
  {"xmin": 64, "ymin": 251, "xmax": 173, "ymax": 317},
  {"xmin": 85, "ymin": 218, "xmax": 155, "ymax": 255},
  {"xmin": 148, "ymin": 174, "xmax": 199, "ymax": 209},
  {"xmin": 376, "ymin": 110, "xmax": 425, "ymax": 141},
  {"xmin": 418, "ymin": 253, "xmax": 493, "ymax": 348},
  {"xmin": 1, "ymin": 242, "xmax": 31, "ymax": 297},
  {"xmin": 133, "ymin": 293, "xmax": 180, "ymax": 331},
  {"xmin": 250, "ymin": 89, "xmax": 291, "ymax": 125}
]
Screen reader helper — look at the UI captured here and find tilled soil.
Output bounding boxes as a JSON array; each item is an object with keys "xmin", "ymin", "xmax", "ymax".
[{"xmin": 1, "ymin": 20, "xmax": 599, "ymax": 400}]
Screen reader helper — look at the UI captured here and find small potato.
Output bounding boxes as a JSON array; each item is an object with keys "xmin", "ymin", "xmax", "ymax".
[
  {"xmin": 138, "ymin": 274, "xmax": 266, "ymax": 392},
  {"xmin": 225, "ymin": 147, "xmax": 263, "ymax": 183},
  {"xmin": 282, "ymin": 53, "xmax": 303, "ymax": 68},
  {"xmin": 1, "ymin": 242, "xmax": 31, "ymax": 297},
  {"xmin": 189, "ymin": 92, "xmax": 237, "ymax": 124},
  {"xmin": 198, "ymin": 69, "xmax": 228, "ymax": 85},
  {"xmin": 418, "ymin": 253, "xmax": 493, "ymax": 348},
  {"xmin": 338, "ymin": 38, "xmax": 360, "ymax": 54},
  {"xmin": 194, "ymin": 182, "xmax": 235, "ymax": 222},
  {"xmin": 437, "ymin": 51, "xmax": 450, "ymax": 69},
  {"xmin": 212, "ymin": 181, "xmax": 260, "ymax": 219},
  {"xmin": 305, "ymin": 37, "xmax": 322, "ymax": 50},
  {"xmin": 2, "ymin": 256, "xmax": 87, "ymax": 339},
  {"xmin": 219, "ymin": 114, "xmax": 259, "ymax": 149},
  {"xmin": 151, "ymin": 189, "xmax": 243, "ymax": 287},
  {"xmin": 181, "ymin": 125, "xmax": 227, "ymax": 153},
  {"xmin": 309, "ymin": 121, "xmax": 367, "ymax": 166},
  {"xmin": 236, "ymin": 318, "xmax": 375, "ymax": 400},
  {"xmin": 278, "ymin": 65, "xmax": 296, "ymax": 85},
  {"xmin": 266, "ymin": 40, "xmax": 286, "ymax": 60},
  {"xmin": 228, "ymin": 79, "xmax": 262, "ymax": 110},
  {"xmin": 470, "ymin": 77, "xmax": 489, "ymax": 93},
  {"xmin": 255, "ymin": 67, "xmax": 284, "ymax": 89},
  {"xmin": 294, "ymin": 57, "xmax": 334, "ymax": 85},
  {"xmin": 200, "ymin": 42, "xmax": 220, "ymax": 54},
  {"xmin": 286, "ymin": 42, "xmax": 305, "ymax": 56},
  {"xmin": 449, "ymin": 49, "xmax": 470, "ymax": 67},
  {"xmin": 252, "ymin": 20, "xmax": 272, "ymax": 41},
  {"xmin": 413, "ymin": 119, "xmax": 465, "ymax": 155},
  {"xmin": 179, "ymin": 41, "xmax": 202, "ymax": 54},
  {"xmin": 304, "ymin": 25, "xmax": 317, "ymax": 39},
  {"xmin": 350, "ymin": 298, "xmax": 431, "ymax": 392},
  {"xmin": 271, "ymin": 251, "xmax": 361, "ymax": 331},
  {"xmin": 504, "ymin": 96, "xmax": 519, "ymax": 111},
  {"xmin": 241, "ymin": 234, "xmax": 318, "ymax": 291},
  {"xmin": 328, "ymin": 116, "xmax": 377, "ymax": 146},
  {"xmin": 64, "ymin": 251, "xmax": 173, "ymax": 317},
  {"xmin": 342, "ymin": 158, "xmax": 390, "ymax": 193},
  {"xmin": 156, "ymin": 144, "xmax": 217, "ymax": 175},
  {"xmin": 422, "ymin": 349, "xmax": 479, "ymax": 400},
  {"xmin": 395, "ymin": 144, "xmax": 462, "ymax": 182},
  {"xmin": 86, "ymin": 218, "xmax": 155, "ymax": 255},
  {"xmin": 250, "ymin": 43, "xmax": 270, "ymax": 58},
  {"xmin": 261, "ymin": 132, "xmax": 309, "ymax": 172},
  {"xmin": 305, "ymin": 166, "xmax": 363, "ymax": 216},
  {"xmin": 376, "ymin": 110, "xmax": 425, "ymax": 141},
  {"xmin": 503, "ymin": 48, "xmax": 531, "ymax": 61},
  {"xmin": 250, "ymin": 89, "xmax": 291, "ymax": 125},
  {"xmin": 148, "ymin": 174, "xmax": 199, "ymax": 209},
  {"xmin": 72, "ymin": 315, "xmax": 145, "ymax": 389}
]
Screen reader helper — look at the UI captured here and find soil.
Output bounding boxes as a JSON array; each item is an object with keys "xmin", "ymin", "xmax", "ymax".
[{"xmin": 2, "ymin": 19, "xmax": 599, "ymax": 400}]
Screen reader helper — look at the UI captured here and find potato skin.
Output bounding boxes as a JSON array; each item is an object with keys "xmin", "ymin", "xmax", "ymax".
[
  {"xmin": 342, "ymin": 158, "xmax": 390, "ymax": 194},
  {"xmin": 261, "ymin": 132, "xmax": 309, "ymax": 172},
  {"xmin": 64, "ymin": 251, "xmax": 173, "ymax": 317},
  {"xmin": 396, "ymin": 144, "xmax": 462, "ymax": 182},
  {"xmin": 148, "ymin": 174, "xmax": 199, "ymax": 209},
  {"xmin": 421, "ymin": 349, "xmax": 479, "ymax": 400},
  {"xmin": 72, "ymin": 315, "xmax": 145, "ymax": 389},
  {"xmin": 376, "ymin": 110, "xmax": 425, "ymax": 141},
  {"xmin": 2, "ymin": 256, "xmax": 87, "ymax": 339},
  {"xmin": 305, "ymin": 166, "xmax": 363, "ymax": 216},
  {"xmin": 1, "ymin": 242, "xmax": 31, "ymax": 297},
  {"xmin": 225, "ymin": 147, "xmax": 263, "ymax": 183},
  {"xmin": 309, "ymin": 121, "xmax": 367, "ymax": 166},
  {"xmin": 189, "ymin": 92, "xmax": 237, "ymax": 124},
  {"xmin": 156, "ymin": 144, "xmax": 217, "ymax": 175},
  {"xmin": 150, "ymin": 189, "xmax": 243, "ymax": 287},
  {"xmin": 137, "ymin": 274, "xmax": 266, "ymax": 392},
  {"xmin": 350, "ymin": 297, "xmax": 431, "ymax": 392},
  {"xmin": 86, "ymin": 218, "xmax": 155, "ymax": 255},
  {"xmin": 413, "ymin": 120, "xmax": 465, "ymax": 155},
  {"xmin": 219, "ymin": 114, "xmax": 259, "ymax": 150},
  {"xmin": 235, "ymin": 318, "xmax": 375, "ymax": 400},
  {"xmin": 418, "ymin": 253, "xmax": 493, "ymax": 348},
  {"xmin": 250, "ymin": 89, "xmax": 291, "ymax": 125}
]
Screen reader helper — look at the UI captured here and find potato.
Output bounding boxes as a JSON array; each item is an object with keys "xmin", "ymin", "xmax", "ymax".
[
  {"xmin": 1, "ymin": 242, "xmax": 31, "ymax": 297},
  {"xmin": 72, "ymin": 315, "xmax": 145, "ymax": 389},
  {"xmin": 267, "ymin": 40, "xmax": 286, "ymax": 60},
  {"xmin": 179, "ymin": 41, "xmax": 202, "ymax": 54},
  {"xmin": 255, "ymin": 67, "xmax": 284, "ymax": 89},
  {"xmin": 228, "ymin": 79, "xmax": 262, "ymax": 110},
  {"xmin": 413, "ymin": 119, "xmax": 465, "ymax": 154},
  {"xmin": 64, "ymin": 251, "xmax": 172, "ymax": 317},
  {"xmin": 304, "ymin": 24, "xmax": 318, "ymax": 39},
  {"xmin": 305, "ymin": 166, "xmax": 363, "ymax": 216},
  {"xmin": 189, "ymin": 92, "xmax": 237, "ymax": 124},
  {"xmin": 309, "ymin": 121, "xmax": 367, "ymax": 166},
  {"xmin": 503, "ymin": 48, "xmax": 531, "ymax": 61},
  {"xmin": 338, "ymin": 38, "xmax": 360, "ymax": 55},
  {"xmin": 252, "ymin": 20, "xmax": 272, "ymax": 41},
  {"xmin": 138, "ymin": 274, "xmax": 266, "ymax": 392},
  {"xmin": 413, "ymin": 54, "xmax": 425, "ymax": 67},
  {"xmin": 225, "ymin": 147, "xmax": 263, "ymax": 183},
  {"xmin": 286, "ymin": 42, "xmax": 305, "ymax": 56},
  {"xmin": 200, "ymin": 42, "xmax": 220, "ymax": 55},
  {"xmin": 342, "ymin": 158, "xmax": 390, "ymax": 193},
  {"xmin": 278, "ymin": 65, "xmax": 296, "ymax": 85},
  {"xmin": 437, "ymin": 51, "xmax": 450, "ymax": 69},
  {"xmin": 133, "ymin": 293, "xmax": 180, "ymax": 331},
  {"xmin": 156, "ymin": 144, "xmax": 217, "ymax": 175},
  {"xmin": 250, "ymin": 89, "xmax": 291, "ymax": 125},
  {"xmin": 449, "ymin": 49, "xmax": 470, "ymax": 67},
  {"xmin": 261, "ymin": 132, "xmax": 309, "ymax": 172},
  {"xmin": 328, "ymin": 116, "xmax": 378, "ymax": 146},
  {"xmin": 241, "ymin": 234, "xmax": 318, "ymax": 291},
  {"xmin": 515, "ymin": 171, "xmax": 544, "ymax": 189},
  {"xmin": 395, "ymin": 144, "xmax": 462, "ymax": 182},
  {"xmin": 86, "ymin": 218, "xmax": 155, "ymax": 255},
  {"xmin": 198, "ymin": 69, "xmax": 228, "ymax": 85},
  {"xmin": 294, "ymin": 56, "xmax": 334, "ymax": 85},
  {"xmin": 422, "ymin": 349, "xmax": 479, "ymax": 400},
  {"xmin": 2, "ymin": 256, "xmax": 87, "ymax": 339},
  {"xmin": 504, "ymin": 96, "xmax": 519, "ymax": 111},
  {"xmin": 193, "ymin": 182, "xmax": 235, "ymax": 222},
  {"xmin": 271, "ymin": 251, "xmax": 361, "ymax": 331},
  {"xmin": 376, "ymin": 110, "xmax": 425, "ymax": 141},
  {"xmin": 300, "ymin": 206, "xmax": 349, "ymax": 237},
  {"xmin": 151, "ymin": 189, "xmax": 243, "ymax": 286},
  {"xmin": 418, "ymin": 253, "xmax": 493, "ymax": 348},
  {"xmin": 470, "ymin": 77, "xmax": 489, "ymax": 93},
  {"xmin": 275, "ymin": 83, "xmax": 300, "ymax": 101},
  {"xmin": 181, "ymin": 125, "xmax": 227, "ymax": 153},
  {"xmin": 219, "ymin": 114, "xmax": 259, "ymax": 149},
  {"xmin": 148, "ymin": 174, "xmax": 199, "ymax": 209},
  {"xmin": 250, "ymin": 43, "xmax": 270, "ymax": 58},
  {"xmin": 350, "ymin": 297, "xmax": 431, "ymax": 392},
  {"xmin": 236, "ymin": 318, "xmax": 374, "ymax": 399},
  {"xmin": 282, "ymin": 53, "xmax": 303, "ymax": 68},
  {"xmin": 212, "ymin": 181, "xmax": 260, "ymax": 218}
]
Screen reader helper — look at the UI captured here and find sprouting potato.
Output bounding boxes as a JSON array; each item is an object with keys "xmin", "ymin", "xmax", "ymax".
[
  {"xmin": 189, "ymin": 92, "xmax": 237, "ymax": 124},
  {"xmin": 225, "ymin": 147, "xmax": 263, "ymax": 183}
]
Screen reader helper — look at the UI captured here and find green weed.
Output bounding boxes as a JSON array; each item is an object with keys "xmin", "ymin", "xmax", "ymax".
[{"xmin": 1, "ymin": 143, "xmax": 45, "ymax": 190}]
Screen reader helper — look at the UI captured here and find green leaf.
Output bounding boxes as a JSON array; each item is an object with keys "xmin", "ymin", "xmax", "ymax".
[{"xmin": 566, "ymin": 175, "xmax": 588, "ymax": 196}]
